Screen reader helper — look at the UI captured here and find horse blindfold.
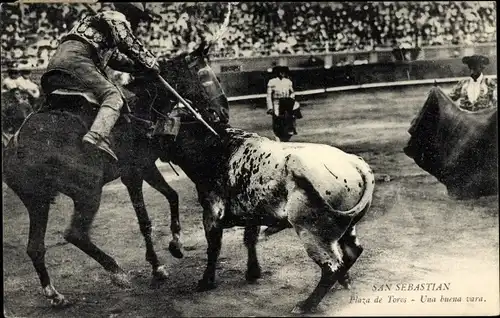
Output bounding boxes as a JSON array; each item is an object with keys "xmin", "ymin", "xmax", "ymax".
[{"xmin": 190, "ymin": 61, "xmax": 230, "ymax": 124}]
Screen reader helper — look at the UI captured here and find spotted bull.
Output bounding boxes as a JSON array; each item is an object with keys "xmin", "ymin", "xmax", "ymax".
[{"xmin": 167, "ymin": 121, "xmax": 375, "ymax": 314}]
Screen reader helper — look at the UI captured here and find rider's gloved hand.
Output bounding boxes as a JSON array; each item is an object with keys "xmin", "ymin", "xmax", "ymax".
[{"xmin": 137, "ymin": 62, "xmax": 160, "ymax": 76}]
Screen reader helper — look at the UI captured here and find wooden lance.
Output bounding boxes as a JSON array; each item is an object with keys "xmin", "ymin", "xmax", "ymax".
[{"xmin": 155, "ymin": 73, "xmax": 220, "ymax": 137}]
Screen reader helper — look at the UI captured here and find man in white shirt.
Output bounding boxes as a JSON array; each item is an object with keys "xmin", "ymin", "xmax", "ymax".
[
  {"xmin": 266, "ymin": 66, "xmax": 295, "ymax": 116},
  {"xmin": 266, "ymin": 66, "xmax": 301, "ymax": 141},
  {"xmin": 449, "ymin": 54, "xmax": 497, "ymax": 111}
]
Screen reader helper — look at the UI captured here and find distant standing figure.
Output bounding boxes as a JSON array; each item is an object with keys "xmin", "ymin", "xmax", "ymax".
[
  {"xmin": 266, "ymin": 66, "xmax": 302, "ymax": 141},
  {"xmin": 449, "ymin": 54, "xmax": 497, "ymax": 111},
  {"xmin": 266, "ymin": 66, "xmax": 295, "ymax": 116}
]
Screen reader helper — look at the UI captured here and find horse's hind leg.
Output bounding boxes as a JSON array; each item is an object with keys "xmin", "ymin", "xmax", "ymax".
[
  {"xmin": 22, "ymin": 193, "xmax": 67, "ymax": 307},
  {"xmin": 142, "ymin": 166, "xmax": 182, "ymax": 259},
  {"xmin": 243, "ymin": 224, "xmax": 261, "ymax": 283},
  {"xmin": 337, "ymin": 225, "xmax": 363, "ymax": 290},
  {"xmin": 121, "ymin": 173, "xmax": 169, "ymax": 280},
  {"xmin": 63, "ymin": 191, "xmax": 131, "ymax": 287}
]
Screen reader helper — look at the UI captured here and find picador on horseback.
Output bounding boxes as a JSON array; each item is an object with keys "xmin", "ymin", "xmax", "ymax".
[{"xmin": 40, "ymin": 2, "xmax": 159, "ymax": 161}]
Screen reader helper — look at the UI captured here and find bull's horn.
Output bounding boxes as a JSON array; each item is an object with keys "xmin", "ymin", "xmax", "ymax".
[{"xmin": 207, "ymin": 2, "xmax": 233, "ymax": 47}]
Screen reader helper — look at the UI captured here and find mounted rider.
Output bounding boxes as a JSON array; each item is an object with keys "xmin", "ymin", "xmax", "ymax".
[{"xmin": 40, "ymin": 2, "xmax": 159, "ymax": 161}]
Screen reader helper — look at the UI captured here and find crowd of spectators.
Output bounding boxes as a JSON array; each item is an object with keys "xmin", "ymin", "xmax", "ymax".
[{"xmin": 1, "ymin": 1, "xmax": 496, "ymax": 69}]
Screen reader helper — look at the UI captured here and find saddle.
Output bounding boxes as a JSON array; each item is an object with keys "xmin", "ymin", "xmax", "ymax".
[
  {"xmin": 49, "ymin": 89, "xmax": 101, "ymax": 108},
  {"xmin": 46, "ymin": 88, "xmax": 133, "ymax": 113},
  {"xmin": 46, "ymin": 88, "xmax": 180, "ymax": 139}
]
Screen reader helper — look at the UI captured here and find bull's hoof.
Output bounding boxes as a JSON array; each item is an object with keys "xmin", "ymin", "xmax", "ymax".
[
  {"xmin": 110, "ymin": 272, "xmax": 132, "ymax": 289},
  {"xmin": 196, "ymin": 279, "xmax": 217, "ymax": 292},
  {"xmin": 168, "ymin": 241, "xmax": 184, "ymax": 259},
  {"xmin": 291, "ymin": 300, "xmax": 316, "ymax": 315},
  {"xmin": 153, "ymin": 265, "xmax": 169, "ymax": 281},
  {"xmin": 338, "ymin": 274, "xmax": 352, "ymax": 290},
  {"xmin": 245, "ymin": 266, "xmax": 262, "ymax": 283},
  {"xmin": 339, "ymin": 280, "xmax": 352, "ymax": 290}
]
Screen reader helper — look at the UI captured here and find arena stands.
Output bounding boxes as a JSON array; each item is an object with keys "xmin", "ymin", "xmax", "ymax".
[{"xmin": 0, "ymin": 1, "xmax": 497, "ymax": 69}]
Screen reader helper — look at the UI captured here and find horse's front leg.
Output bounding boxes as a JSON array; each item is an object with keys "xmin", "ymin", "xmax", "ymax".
[
  {"xmin": 196, "ymin": 191, "xmax": 224, "ymax": 292},
  {"xmin": 142, "ymin": 166, "xmax": 182, "ymax": 258},
  {"xmin": 121, "ymin": 173, "xmax": 169, "ymax": 280}
]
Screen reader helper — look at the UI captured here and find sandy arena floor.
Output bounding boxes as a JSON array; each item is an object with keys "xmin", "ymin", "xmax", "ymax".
[{"xmin": 3, "ymin": 84, "xmax": 499, "ymax": 317}]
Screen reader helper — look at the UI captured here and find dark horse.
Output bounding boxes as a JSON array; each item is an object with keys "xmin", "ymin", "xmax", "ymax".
[{"xmin": 2, "ymin": 43, "xmax": 229, "ymax": 307}]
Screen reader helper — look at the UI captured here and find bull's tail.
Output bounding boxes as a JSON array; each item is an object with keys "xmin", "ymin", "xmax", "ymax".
[{"xmin": 290, "ymin": 155, "xmax": 375, "ymax": 218}]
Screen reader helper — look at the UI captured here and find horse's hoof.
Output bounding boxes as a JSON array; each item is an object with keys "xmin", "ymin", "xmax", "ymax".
[
  {"xmin": 291, "ymin": 301, "xmax": 315, "ymax": 315},
  {"xmin": 43, "ymin": 285, "xmax": 69, "ymax": 308},
  {"xmin": 245, "ymin": 266, "xmax": 262, "ymax": 283},
  {"xmin": 110, "ymin": 272, "xmax": 132, "ymax": 289},
  {"xmin": 196, "ymin": 279, "xmax": 216, "ymax": 292},
  {"xmin": 50, "ymin": 294, "xmax": 70, "ymax": 308},
  {"xmin": 153, "ymin": 265, "xmax": 169, "ymax": 281},
  {"xmin": 168, "ymin": 241, "xmax": 184, "ymax": 259}
]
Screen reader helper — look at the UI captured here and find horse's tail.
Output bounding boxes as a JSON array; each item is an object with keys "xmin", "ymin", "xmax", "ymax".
[{"xmin": 289, "ymin": 153, "xmax": 375, "ymax": 218}]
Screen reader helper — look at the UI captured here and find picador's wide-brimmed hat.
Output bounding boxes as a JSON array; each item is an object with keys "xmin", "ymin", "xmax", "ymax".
[
  {"xmin": 114, "ymin": 2, "xmax": 153, "ymax": 22},
  {"xmin": 462, "ymin": 54, "xmax": 490, "ymax": 68}
]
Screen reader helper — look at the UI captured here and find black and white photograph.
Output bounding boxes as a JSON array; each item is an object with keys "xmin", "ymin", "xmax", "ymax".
[{"xmin": 1, "ymin": 1, "xmax": 498, "ymax": 317}]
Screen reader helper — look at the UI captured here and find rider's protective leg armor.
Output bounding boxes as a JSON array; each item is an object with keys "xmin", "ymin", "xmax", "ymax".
[{"xmin": 83, "ymin": 101, "xmax": 122, "ymax": 161}]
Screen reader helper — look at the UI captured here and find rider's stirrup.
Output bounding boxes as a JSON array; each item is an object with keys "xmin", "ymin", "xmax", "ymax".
[{"xmin": 82, "ymin": 133, "xmax": 118, "ymax": 161}]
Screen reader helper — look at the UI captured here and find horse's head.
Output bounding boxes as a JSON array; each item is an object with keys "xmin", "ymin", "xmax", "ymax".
[
  {"xmin": 124, "ymin": 3, "xmax": 232, "ymax": 146},
  {"xmin": 158, "ymin": 41, "xmax": 229, "ymax": 126},
  {"xmin": 149, "ymin": 3, "xmax": 233, "ymax": 128}
]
